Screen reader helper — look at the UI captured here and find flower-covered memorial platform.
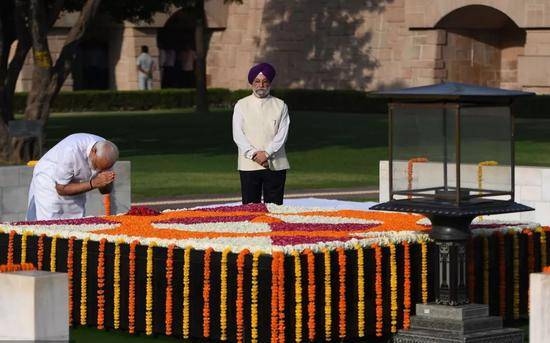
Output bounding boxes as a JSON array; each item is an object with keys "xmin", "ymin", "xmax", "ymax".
[{"xmin": 0, "ymin": 203, "xmax": 548, "ymax": 342}]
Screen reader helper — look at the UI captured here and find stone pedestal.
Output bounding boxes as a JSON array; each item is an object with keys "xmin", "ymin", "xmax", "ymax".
[
  {"xmin": 530, "ymin": 272, "xmax": 550, "ymax": 343},
  {"xmin": 0, "ymin": 271, "xmax": 69, "ymax": 341},
  {"xmin": 394, "ymin": 303, "xmax": 523, "ymax": 343}
]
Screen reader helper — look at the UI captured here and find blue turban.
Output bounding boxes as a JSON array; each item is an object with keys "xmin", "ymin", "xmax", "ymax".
[{"xmin": 248, "ymin": 62, "xmax": 276, "ymax": 84}]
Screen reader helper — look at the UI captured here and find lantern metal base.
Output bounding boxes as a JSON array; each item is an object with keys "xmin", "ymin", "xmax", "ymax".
[
  {"xmin": 371, "ymin": 199, "xmax": 533, "ymax": 217},
  {"xmin": 393, "ymin": 303, "xmax": 523, "ymax": 343}
]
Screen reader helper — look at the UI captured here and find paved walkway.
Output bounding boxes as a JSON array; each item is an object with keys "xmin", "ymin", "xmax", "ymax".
[{"xmin": 133, "ymin": 187, "xmax": 379, "ymax": 210}]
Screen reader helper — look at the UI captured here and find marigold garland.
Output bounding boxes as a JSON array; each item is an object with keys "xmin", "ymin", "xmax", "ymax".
[
  {"xmin": 355, "ymin": 245, "xmax": 365, "ymax": 337},
  {"xmin": 37, "ymin": 234, "xmax": 45, "ymax": 270},
  {"xmin": 497, "ymin": 233, "xmax": 506, "ymax": 318},
  {"xmin": 220, "ymin": 247, "xmax": 230, "ymax": 341},
  {"xmin": 304, "ymin": 249, "xmax": 316, "ymax": 342},
  {"xmin": 50, "ymin": 235, "xmax": 59, "ymax": 272},
  {"xmin": 540, "ymin": 228, "xmax": 547, "ymax": 268},
  {"xmin": 67, "ymin": 237, "xmax": 75, "ymax": 327},
  {"xmin": 7, "ymin": 230, "xmax": 15, "ymax": 265},
  {"xmin": 97, "ymin": 238, "xmax": 107, "ymax": 329},
  {"xmin": 407, "ymin": 157, "xmax": 428, "ymax": 199},
  {"xmin": 322, "ymin": 248, "xmax": 332, "ymax": 341},
  {"xmin": 165, "ymin": 244, "xmax": 175, "ymax": 336},
  {"xmin": 103, "ymin": 194, "xmax": 111, "ymax": 216},
  {"xmin": 145, "ymin": 242, "xmax": 156, "ymax": 335},
  {"xmin": 477, "ymin": 161, "xmax": 498, "ymax": 220},
  {"xmin": 203, "ymin": 247, "xmax": 213, "ymax": 338},
  {"xmin": 182, "ymin": 246, "xmax": 191, "ymax": 339},
  {"xmin": 403, "ymin": 241, "xmax": 411, "ymax": 330},
  {"xmin": 291, "ymin": 251, "xmax": 303, "ymax": 343},
  {"xmin": 526, "ymin": 230, "xmax": 535, "ymax": 274},
  {"xmin": 512, "ymin": 233, "xmax": 520, "ymax": 319},
  {"xmin": 420, "ymin": 241, "xmax": 428, "ymax": 304},
  {"xmin": 80, "ymin": 239, "xmax": 89, "ymax": 326},
  {"xmin": 389, "ymin": 244, "xmax": 398, "ymax": 333},
  {"xmin": 20, "ymin": 231, "xmax": 29, "ymax": 263},
  {"xmin": 271, "ymin": 252, "xmax": 280, "ymax": 343},
  {"xmin": 251, "ymin": 251, "xmax": 261, "ymax": 343},
  {"xmin": 0, "ymin": 262, "xmax": 35, "ymax": 272},
  {"xmin": 482, "ymin": 236, "xmax": 489, "ymax": 305},
  {"xmin": 337, "ymin": 247, "xmax": 346, "ymax": 339},
  {"xmin": 113, "ymin": 240, "xmax": 122, "ymax": 330},
  {"xmin": 128, "ymin": 240, "xmax": 139, "ymax": 334},
  {"xmin": 277, "ymin": 252, "xmax": 286, "ymax": 343},
  {"xmin": 373, "ymin": 243, "xmax": 383, "ymax": 337},
  {"xmin": 236, "ymin": 249, "xmax": 250, "ymax": 343}
]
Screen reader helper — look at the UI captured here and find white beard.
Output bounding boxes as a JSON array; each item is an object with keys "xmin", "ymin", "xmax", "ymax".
[{"xmin": 253, "ymin": 87, "xmax": 270, "ymax": 98}]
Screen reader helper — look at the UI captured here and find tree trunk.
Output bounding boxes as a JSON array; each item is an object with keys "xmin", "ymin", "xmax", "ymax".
[
  {"xmin": 0, "ymin": 2, "xmax": 14, "ymax": 163},
  {"xmin": 23, "ymin": 0, "xmax": 101, "ymax": 126},
  {"xmin": 24, "ymin": 0, "xmax": 54, "ymax": 122},
  {"xmin": 195, "ymin": 0, "xmax": 208, "ymax": 113}
]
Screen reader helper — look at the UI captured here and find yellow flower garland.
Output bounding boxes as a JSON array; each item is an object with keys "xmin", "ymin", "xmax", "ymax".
[
  {"xmin": 390, "ymin": 243, "xmax": 398, "ymax": 333},
  {"xmin": 50, "ymin": 235, "xmax": 58, "ymax": 272},
  {"xmin": 477, "ymin": 161, "xmax": 498, "ymax": 220},
  {"xmin": 292, "ymin": 251, "xmax": 303, "ymax": 343},
  {"xmin": 113, "ymin": 240, "xmax": 122, "ymax": 330},
  {"xmin": 483, "ymin": 236, "xmax": 489, "ymax": 305},
  {"xmin": 146, "ymin": 242, "xmax": 156, "ymax": 335},
  {"xmin": 220, "ymin": 247, "xmax": 230, "ymax": 341},
  {"xmin": 355, "ymin": 245, "xmax": 365, "ymax": 337},
  {"xmin": 80, "ymin": 239, "xmax": 89, "ymax": 325},
  {"xmin": 421, "ymin": 241, "xmax": 428, "ymax": 303},
  {"xmin": 512, "ymin": 233, "xmax": 520, "ymax": 319},
  {"xmin": 539, "ymin": 228, "xmax": 547, "ymax": 268},
  {"xmin": 182, "ymin": 246, "xmax": 191, "ymax": 339},
  {"xmin": 322, "ymin": 248, "xmax": 332, "ymax": 341},
  {"xmin": 251, "ymin": 251, "xmax": 261, "ymax": 343},
  {"xmin": 20, "ymin": 231, "xmax": 29, "ymax": 263}
]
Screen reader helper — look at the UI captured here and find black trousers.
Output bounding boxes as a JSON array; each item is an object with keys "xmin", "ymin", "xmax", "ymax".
[{"xmin": 239, "ymin": 169, "xmax": 287, "ymax": 205}]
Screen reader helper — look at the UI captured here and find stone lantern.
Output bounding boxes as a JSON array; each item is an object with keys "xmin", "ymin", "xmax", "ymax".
[{"xmin": 371, "ymin": 82, "xmax": 533, "ymax": 342}]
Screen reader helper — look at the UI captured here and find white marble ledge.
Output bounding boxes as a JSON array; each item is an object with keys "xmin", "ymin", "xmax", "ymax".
[{"xmin": 0, "ymin": 270, "xmax": 69, "ymax": 341}]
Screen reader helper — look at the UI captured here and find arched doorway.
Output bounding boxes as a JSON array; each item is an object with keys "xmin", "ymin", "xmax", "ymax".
[
  {"xmin": 435, "ymin": 5, "xmax": 526, "ymax": 88},
  {"xmin": 157, "ymin": 10, "xmax": 197, "ymax": 89}
]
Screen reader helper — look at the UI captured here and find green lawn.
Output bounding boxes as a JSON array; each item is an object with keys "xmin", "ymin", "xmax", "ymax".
[
  {"xmin": 43, "ymin": 110, "xmax": 550, "ymax": 201},
  {"xmin": 45, "ymin": 109, "xmax": 386, "ymax": 200}
]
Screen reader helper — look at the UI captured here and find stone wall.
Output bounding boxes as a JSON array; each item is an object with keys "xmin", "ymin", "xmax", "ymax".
[
  {"xmin": 379, "ymin": 161, "xmax": 550, "ymax": 225},
  {"xmin": 11, "ymin": 1, "xmax": 550, "ymax": 93},
  {"xmin": 0, "ymin": 161, "xmax": 131, "ymax": 223}
]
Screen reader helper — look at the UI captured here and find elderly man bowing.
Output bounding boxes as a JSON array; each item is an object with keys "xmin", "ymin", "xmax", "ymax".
[
  {"xmin": 232, "ymin": 62, "xmax": 290, "ymax": 205},
  {"xmin": 26, "ymin": 133, "xmax": 119, "ymax": 220}
]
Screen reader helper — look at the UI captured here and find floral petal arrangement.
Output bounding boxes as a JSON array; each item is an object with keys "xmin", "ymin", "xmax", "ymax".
[{"xmin": 0, "ymin": 203, "xmax": 547, "ymax": 341}]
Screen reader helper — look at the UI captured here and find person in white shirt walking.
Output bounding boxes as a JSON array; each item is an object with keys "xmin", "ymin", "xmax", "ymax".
[
  {"xmin": 136, "ymin": 45, "xmax": 155, "ymax": 90},
  {"xmin": 26, "ymin": 133, "xmax": 119, "ymax": 220},
  {"xmin": 232, "ymin": 62, "xmax": 290, "ymax": 205}
]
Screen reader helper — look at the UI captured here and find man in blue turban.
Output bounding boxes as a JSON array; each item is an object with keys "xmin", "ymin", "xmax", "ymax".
[{"xmin": 232, "ymin": 63, "xmax": 290, "ymax": 205}]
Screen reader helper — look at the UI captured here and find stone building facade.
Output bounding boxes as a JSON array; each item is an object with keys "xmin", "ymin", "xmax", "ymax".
[{"xmin": 13, "ymin": 0, "xmax": 550, "ymax": 93}]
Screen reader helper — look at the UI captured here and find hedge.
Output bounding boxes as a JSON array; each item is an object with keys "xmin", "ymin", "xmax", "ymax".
[
  {"xmin": 13, "ymin": 88, "xmax": 387, "ymax": 114},
  {"xmin": 12, "ymin": 88, "xmax": 550, "ymax": 117}
]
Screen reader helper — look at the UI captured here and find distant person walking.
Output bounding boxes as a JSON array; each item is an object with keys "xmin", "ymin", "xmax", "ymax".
[{"xmin": 137, "ymin": 45, "xmax": 155, "ymax": 90}]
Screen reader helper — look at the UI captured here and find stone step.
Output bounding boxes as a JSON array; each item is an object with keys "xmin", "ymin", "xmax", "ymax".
[
  {"xmin": 416, "ymin": 303, "xmax": 489, "ymax": 320},
  {"xmin": 394, "ymin": 327, "xmax": 524, "ymax": 343},
  {"xmin": 410, "ymin": 315, "xmax": 503, "ymax": 334}
]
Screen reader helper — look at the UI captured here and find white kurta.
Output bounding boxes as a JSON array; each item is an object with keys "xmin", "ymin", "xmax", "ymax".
[
  {"xmin": 232, "ymin": 94, "xmax": 290, "ymax": 171},
  {"xmin": 26, "ymin": 133, "xmax": 105, "ymax": 220}
]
